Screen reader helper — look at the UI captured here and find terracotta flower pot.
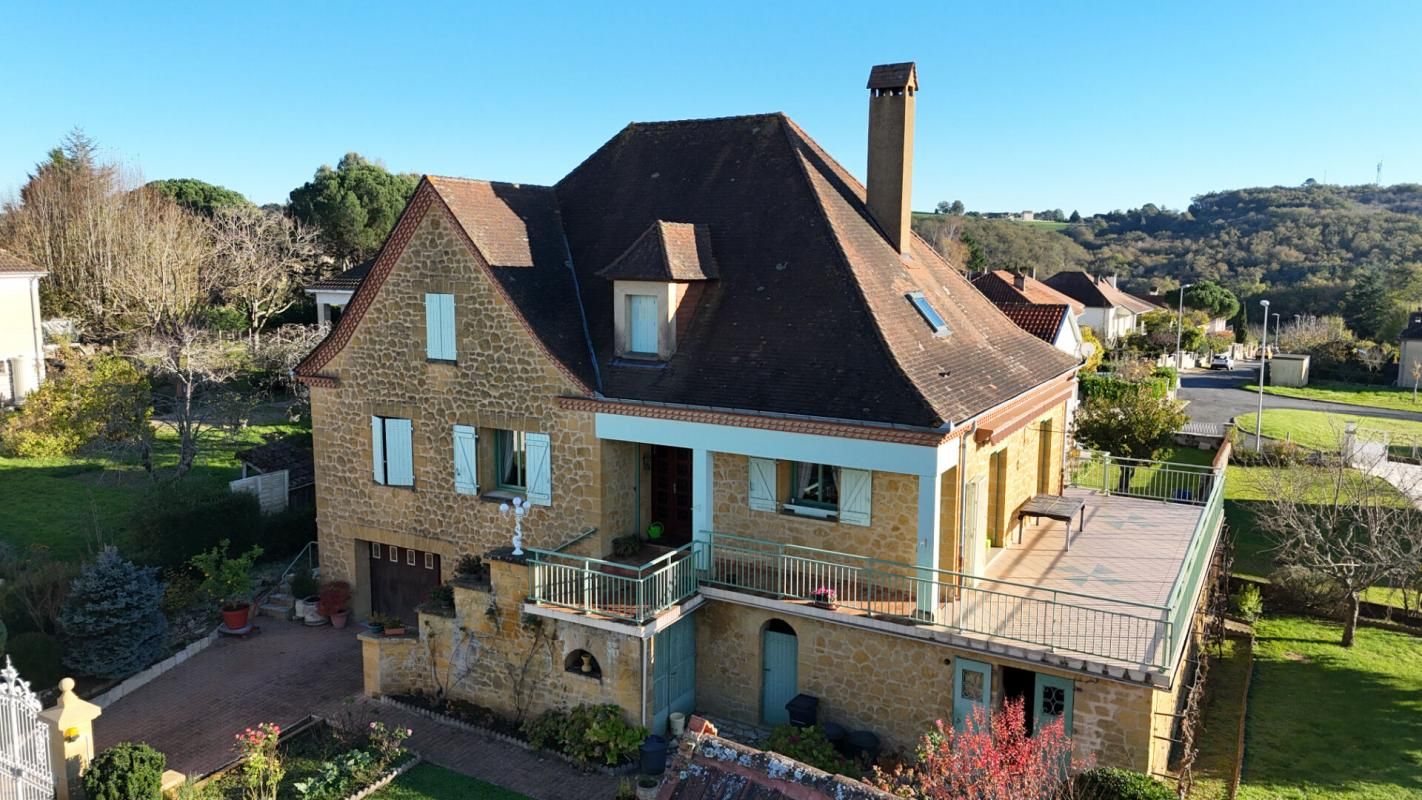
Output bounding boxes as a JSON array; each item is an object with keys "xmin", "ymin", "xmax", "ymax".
[
  {"xmin": 221, "ymin": 603, "xmax": 251, "ymax": 630},
  {"xmin": 383, "ymin": 626, "xmax": 406, "ymax": 636},
  {"xmin": 330, "ymin": 610, "xmax": 350, "ymax": 629}
]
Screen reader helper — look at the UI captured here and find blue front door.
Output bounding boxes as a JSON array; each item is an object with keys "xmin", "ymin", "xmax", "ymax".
[
  {"xmin": 952, "ymin": 657, "xmax": 992, "ymax": 730},
  {"xmin": 1033, "ymin": 673, "xmax": 1074, "ymax": 735},
  {"xmin": 761, "ymin": 627, "xmax": 798, "ymax": 726},
  {"xmin": 651, "ymin": 615, "xmax": 697, "ymax": 735}
]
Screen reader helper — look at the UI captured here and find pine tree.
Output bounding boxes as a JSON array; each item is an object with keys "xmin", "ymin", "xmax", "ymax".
[{"xmin": 59, "ymin": 548, "xmax": 167, "ymax": 679}]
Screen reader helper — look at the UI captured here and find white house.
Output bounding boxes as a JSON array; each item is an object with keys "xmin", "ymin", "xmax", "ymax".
[
  {"xmin": 1043, "ymin": 271, "xmax": 1155, "ymax": 343},
  {"xmin": 0, "ymin": 249, "xmax": 47, "ymax": 405}
]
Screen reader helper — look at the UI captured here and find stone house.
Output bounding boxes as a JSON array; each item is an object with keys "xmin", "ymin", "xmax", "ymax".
[{"xmin": 298, "ymin": 63, "xmax": 1225, "ymax": 779}]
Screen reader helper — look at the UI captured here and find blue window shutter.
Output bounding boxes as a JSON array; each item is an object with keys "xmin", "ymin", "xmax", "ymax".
[
  {"xmin": 840, "ymin": 468, "xmax": 872, "ymax": 526},
  {"xmin": 525, "ymin": 432, "xmax": 552, "ymax": 506},
  {"xmin": 371, "ymin": 416, "xmax": 385, "ymax": 484},
  {"xmin": 385, "ymin": 418, "xmax": 414, "ymax": 486},
  {"xmin": 748, "ymin": 457, "xmax": 777, "ymax": 512},
  {"xmin": 439, "ymin": 293, "xmax": 457, "ymax": 360},
  {"xmin": 628, "ymin": 295, "xmax": 658, "ymax": 354},
  {"xmin": 425, "ymin": 294, "xmax": 442, "ymax": 359},
  {"xmin": 453, "ymin": 425, "xmax": 478, "ymax": 495}
]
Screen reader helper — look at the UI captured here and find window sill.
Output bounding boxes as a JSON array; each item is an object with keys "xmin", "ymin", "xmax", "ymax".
[
  {"xmin": 373, "ymin": 482, "xmax": 416, "ymax": 491},
  {"xmin": 479, "ymin": 490, "xmax": 526, "ymax": 505},
  {"xmin": 610, "ymin": 356, "xmax": 667, "ymax": 369},
  {"xmin": 426, "ymin": 358, "xmax": 458, "ymax": 366},
  {"xmin": 781, "ymin": 503, "xmax": 839, "ymax": 522}
]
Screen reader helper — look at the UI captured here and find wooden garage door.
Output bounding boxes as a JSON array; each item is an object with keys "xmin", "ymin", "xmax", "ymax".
[{"xmin": 369, "ymin": 542, "xmax": 442, "ymax": 625}]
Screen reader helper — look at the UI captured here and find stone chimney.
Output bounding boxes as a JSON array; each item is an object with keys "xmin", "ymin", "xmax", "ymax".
[
  {"xmin": 866, "ymin": 62, "xmax": 918, "ymax": 255},
  {"xmin": 1013, "ymin": 272, "xmax": 1027, "ymax": 290}
]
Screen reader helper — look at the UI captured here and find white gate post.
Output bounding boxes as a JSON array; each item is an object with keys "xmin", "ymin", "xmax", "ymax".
[{"xmin": 39, "ymin": 677, "xmax": 102, "ymax": 800}]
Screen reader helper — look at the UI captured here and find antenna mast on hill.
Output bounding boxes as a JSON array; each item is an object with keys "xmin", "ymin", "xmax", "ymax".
[{"xmin": 1377, "ymin": 160, "xmax": 1383, "ymax": 186}]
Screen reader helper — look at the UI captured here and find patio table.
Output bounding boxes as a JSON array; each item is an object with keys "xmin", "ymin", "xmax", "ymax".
[{"xmin": 1015, "ymin": 494, "xmax": 1086, "ymax": 550}]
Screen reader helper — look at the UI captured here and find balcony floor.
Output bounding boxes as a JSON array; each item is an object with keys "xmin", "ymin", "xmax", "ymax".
[{"xmin": 986, "ymin": 487, "xmax": 1203, "ymax": 611}]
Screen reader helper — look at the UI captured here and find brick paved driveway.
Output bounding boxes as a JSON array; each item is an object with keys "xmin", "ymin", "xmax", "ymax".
[{"xmin": 94, "ymin": 621, "xmax": 363, "ymax": 776}]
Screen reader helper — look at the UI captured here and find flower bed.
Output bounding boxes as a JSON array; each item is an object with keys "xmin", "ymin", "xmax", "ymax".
[
  {"xmin": 381, "ymin": 694, "xmax": 641, "ymax": 775},
  {"xmin": 205, "ymin": 719, "xmax": 417, "ymax": 800}
]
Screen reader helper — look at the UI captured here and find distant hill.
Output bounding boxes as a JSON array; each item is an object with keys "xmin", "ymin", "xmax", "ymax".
[{"xmin": 914, "ymin": 183, "xmax": 1422, "ymax": 339}]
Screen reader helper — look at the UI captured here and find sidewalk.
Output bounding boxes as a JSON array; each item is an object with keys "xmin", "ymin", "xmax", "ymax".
[{"xmin": 321, "ymin": 696, "xmax": 620, "ymax": 800}]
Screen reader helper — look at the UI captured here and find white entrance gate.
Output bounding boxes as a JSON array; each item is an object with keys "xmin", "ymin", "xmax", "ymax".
[{"xmin": 0, "ymin": 657, "xmax": 54, "ymax": 800}]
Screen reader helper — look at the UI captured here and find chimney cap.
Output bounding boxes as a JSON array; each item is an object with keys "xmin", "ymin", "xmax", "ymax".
[{"xmin": 867, "ymin": 62, "xmax": 918, "ymax": 91}]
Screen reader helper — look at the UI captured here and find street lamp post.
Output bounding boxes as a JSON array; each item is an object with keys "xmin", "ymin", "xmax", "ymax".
[
  {"xmin": 499, "ymin": 496, "xmax": 529, "ymax": 556},
  {"xmin": 1176, "ymin": 282, "xmax": 1194, "ymax": 372},
  {"xmin": 1255, "ymin": 299, "xmax": 1271, "ymax": 451}
]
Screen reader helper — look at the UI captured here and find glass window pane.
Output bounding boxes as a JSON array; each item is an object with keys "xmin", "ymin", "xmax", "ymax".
[
  {"xmin": 793, "ymin": 462, "xmax": 839, "ymax": 509},
  {"xmin": 498, "ymin": 430, "xmax": 527, "ymax": 489}
]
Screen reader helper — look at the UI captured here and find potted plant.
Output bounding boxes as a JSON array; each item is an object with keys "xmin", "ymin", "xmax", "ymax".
[
  {"xmin": 290, "ymin": 571, "xmax": 320, "ymax": 620},
  {"xmin": 811, "ymin": 586, "xmax": 837, "ymax": 610},
  {"xmin": 318, "ymin": 580, "xmax": 352, "ymax": 628},
  {"xmin": 372, "ymin": 613, "xmax": 406, "ymax": 636},
  {"xmin": 189, "ymin": 540, "xmax": 265, "ymax": 631},
  {"xmin": 636, "ymin": 776, "xmax": 659, "ymax": 800}
]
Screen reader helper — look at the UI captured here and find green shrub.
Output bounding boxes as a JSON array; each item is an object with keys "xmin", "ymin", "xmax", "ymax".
[
  {"xmin": 1073, "ymin": 767, "xmax": 1174, "ymax": 800},
  {"xmin": 522, "ymin": 704, "xmax": 647, "ymax": 767},
  {"xmin": 1230, "ymin": 583, "xmax": 1264, "ymax": 622},
  {"xmin": 1268, "ymin": 566, "xmax": 1347, "ymax": 616},
  {"xmin": 426, "ymin": 584, "xmax": 454, "ymax": 610},
  {"xmin": 290, "ymin": 570, "xmax": 320, "ymax": 600},
  {"xmin": 260, "ymin": 504, "xmax": 317, "ymax": 559},
  {"xmin": 83, "ymin": 742, "xmax": 166, "ymax": 800},
  {"xmin": 1151, "ymin": 365, "xmax": 1179, "ymax": 389},
  {"xmin": 765, "ymin": 724, "xmax": 859, "ymax": 778},
  {"xmin": 0, "ymin": 351, "xmax": 150, "ymax": 458},
  {"xmin": 130, "ymin": 485, "xmax": 263, "ymax": 568},
  {"xmin": 1078, "ymin": 373, "xmax": 1169, "ymax": 403},
  {"xmin": 59, "ymin": 547, "xmax": 168, "ymax": 679},
  {"xmin": 202, "ymin": 304, "xmax": 248, "ymax": 333},
  {"xmin": 160, "ymin": 568, "xmax": 204, "ymax": 617},
  {"xmin": 5, "ymin": 632, "xmax": 62, "ymax": 687},
  {"xmin": 612, "ymin": 535, "xmax": 642, "ymax": 558}
]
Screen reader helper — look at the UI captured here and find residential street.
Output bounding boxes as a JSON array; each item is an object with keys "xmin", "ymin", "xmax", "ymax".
[{"xmin": 1177, "ymin": 362, "xmax": 1422, "ymax": 424}]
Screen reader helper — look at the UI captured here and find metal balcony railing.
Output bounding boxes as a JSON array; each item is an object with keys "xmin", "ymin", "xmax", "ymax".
[
  {"xmin": 1066, "ymin": 450, "xmax": 1218, "ymax": 504},
  {"xmin": 525, "ymin": 543, "xmax": 697, "ymax": 624}
]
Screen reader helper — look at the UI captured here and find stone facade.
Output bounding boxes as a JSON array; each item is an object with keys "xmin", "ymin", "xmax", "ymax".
[
  {"xmin": 361, "ymin": 558, "xmax": 649, "ymax": 725},
  {"xmin": 309, "ymin": 210, "xmax": 612, "ymax": 614}
]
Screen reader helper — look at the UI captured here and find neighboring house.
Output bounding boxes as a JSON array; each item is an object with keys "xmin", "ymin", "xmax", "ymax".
[
  {"xmin": 970, "ymin": 270, "xmax": 1085, "ymax": 317},
  {"xmin": 233, "ymin": 437, "xmax": 316, "ymax": 512},
  {"xmin": 1136, "ymin": 292, "xmax": 1232, "ymax": 335},
  {"xmin": 299, "ymin": 63, "xmax": 1225, "ymax": 777},
  {"xmin": 1043, "ymin": 272, "xmax": 1155, "ymax": 343},
  {"xmin": 997, "ymin": 303, "xmax": 1084, "ymax": 359},
  {"xmin": 0, "ymin": 249, "xmax": 47, "ymax": 405},
  {"xmin": 1399, "ymin": 311, "xmax": 1422, "ymax": 387},
  {"xmin": 304, "ymin": 259, "xmax": 373, "ymax": 328}
]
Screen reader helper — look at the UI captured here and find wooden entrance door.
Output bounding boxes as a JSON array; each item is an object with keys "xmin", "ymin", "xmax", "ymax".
[
  {"xmin": 761, "ymin": 622, "xmax": 798, "ymax": 726},
  {"xmin": 369, "ymin": 542, "xmax": 441, "ymax": 625},
  {"xmin": 651, "ymin": 615, "xmax": 697, "ymax": 735},
  {"xmin": 649, "ymin": 445, "xmax": 693, "ymax": 546},
  {"xmin": 953, "ymin": 657, "xmax": 992, "ymax": 731}
]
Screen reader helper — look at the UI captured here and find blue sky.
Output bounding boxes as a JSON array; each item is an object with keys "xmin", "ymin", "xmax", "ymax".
[{"xmin": 2, "ymin": 1, "xmax": 1419, "ymax": 215}]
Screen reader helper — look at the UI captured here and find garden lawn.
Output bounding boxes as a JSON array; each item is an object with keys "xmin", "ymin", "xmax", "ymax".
[
  {"xmin": 1243, "ymin": 381, "xmax": 1422, "ymax": 414},
  {"xmin": 1234, "ymin": 409, "xmax": 1422, "ymax": 452},
  {"xmin": 1235, "ymin": 616, "xmax": 1422, "ymax": 800},
  {"xmin": 371, "ymin": 764, "xmax": 532, "ymax": 800},
  {"xmin": 1189, "ymin": 636, "xmax": 1252, "ymax": 800},
  {"xmin": 0, "ymin": 423, "xmax": 304, "ymax": 560}
]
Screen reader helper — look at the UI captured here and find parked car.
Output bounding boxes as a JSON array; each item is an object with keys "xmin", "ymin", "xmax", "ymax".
[{"xmin": 1210, "ymin": 353, "xmax": 1235, "ymax": 370}]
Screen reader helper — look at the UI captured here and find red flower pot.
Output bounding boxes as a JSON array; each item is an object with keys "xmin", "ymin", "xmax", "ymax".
[{"xmin": 221, "ymin": 603, "xmax": 251, "ymax": 630}]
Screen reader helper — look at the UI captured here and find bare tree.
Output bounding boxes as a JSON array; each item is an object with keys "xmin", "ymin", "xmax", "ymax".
[
  {"xmin": 1255, "ymin": 452, "xmax": 1422, "ymax": 646},
  {"xmin": 207, "ymin": 206, "xmax": 323, "ymax": 345},
  {"xmin": 131, "ymin": 324, "xmax": 252, "ymax": 481},
  {"xmin": 248, "ymin": 324, "xmax": 327, "ymax": 420},
  {"xmin": 1356, "ymin": 346, "xmax": 1388, "ymax": 374},
  {"xmin": 1410, "ymin": 359, "xmax": 1421, "ymax": 404}
]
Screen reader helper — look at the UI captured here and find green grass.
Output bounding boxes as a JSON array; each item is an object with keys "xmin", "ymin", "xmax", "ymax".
[
  {"xmin": 1190, "ymin": 636, "xmax": 1252, "ymax": 800},
  {"xmin": 370, "ymin": 764, "xmax": 532, "ymax": 800},
  {"xmin": 1235, "ymin": 409, "xmax": 1422, "ymax": 453},
  {"xmin": 0, "ymin": 422, "xmax": 304, "ymax": 559},
  {"xmin": 1234, "ymin": 616, "xmax": 1422, "ymax": 799},
  {"xmin": 1013, "ymin": 218, "xmax": 1071, "ymax": 231},
  {"xmin": 1243, "ymin": 381, "xmax": 1422, "ymax": 414}
]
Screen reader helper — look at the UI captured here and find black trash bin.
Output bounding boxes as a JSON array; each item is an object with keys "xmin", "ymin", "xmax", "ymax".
[
  {"xmin": 846, "ymin": 730, "xmax": 881, "ymax": 764},
  {"xmin": 640, "ymin": 735, "xmax": 670, "ymax": 776},
  {"xmin": 785, "ymin": 693, "xmax": 820, "ymax": 727},
  {"xmin": 821, "ymin": 721, "xmax": 847, "ymax": 753}
]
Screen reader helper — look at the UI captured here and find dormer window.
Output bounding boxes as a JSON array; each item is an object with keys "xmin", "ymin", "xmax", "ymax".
[
  {"xmin": 598, "ymin": 220, "xmax": 718, "ymax": 362},
  {"xmin": 907, "ymin": 291, "xmax": 950, "ymax": 336}
]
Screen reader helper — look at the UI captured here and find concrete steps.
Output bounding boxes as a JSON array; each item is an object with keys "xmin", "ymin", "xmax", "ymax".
[{"xmin": 259, "ymin": 591, "xmax": 295, "ymax": 620}]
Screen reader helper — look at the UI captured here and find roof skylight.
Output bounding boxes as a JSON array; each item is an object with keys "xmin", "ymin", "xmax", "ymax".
[{"xmin": 907, "ymin": 291, "xmax": 950, "ymax": 337}]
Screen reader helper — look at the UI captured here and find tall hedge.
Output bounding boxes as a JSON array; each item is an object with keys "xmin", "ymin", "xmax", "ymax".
[
  {"xmin": 1078, "ymin": 373, "xmax": 1169, "ymax": 402},
  {"xmin": 58, "ymin": 548, "xmax": 167, "ymax": 679}
]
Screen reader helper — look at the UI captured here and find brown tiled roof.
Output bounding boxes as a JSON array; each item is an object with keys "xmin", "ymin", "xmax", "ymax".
[
  {"xmin": 306, "ymin": 259, "xmax": 372, "ymax": 292},
  {"xmin": 998, "ymin": 303, "xmax": 1070, "ymax": 343},
  {"xmin": 971, "ymin": 270, "xmax": 1085, "ymax": 314},
  {"xmin": 301, "ymin": 112, "xmax": 1078, "ymax": 428},
  {"xmin": 235, "ymin": 438, "xmax": 315, "ymax": 489},
  {"xmin": 867, "ymin": 62, "xmax": 917, "ymax": 90},
  {"xmin": 1127, "ymin": 292, "xmax": 1163, "ymax": 312},
  {"xmin": 663, "ymin": 734, "xmax": 893, "ymax": 800},
  {"xmin": 1044, "ymin": 271, "xmax": 1154, "ymax": 313},
  {"xmin": 0, "ymin": 248, "xmax": 45, "ymax": 275},
  {"xmin": 597, "ymin": 221, "xmax": 718, "ymax": 281}
]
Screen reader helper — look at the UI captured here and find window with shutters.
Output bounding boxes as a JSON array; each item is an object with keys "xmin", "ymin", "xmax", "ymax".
[
  {"xmin": 371, "ymin": 416, "xmax": 414, "ymax": 487},
  {"xmin": 790, "ymin": 462, "xmax": 838, "ymax": 511},
  {"xmin": 425, "ymin": 293, "xmax": 457, "ymax": 361},
  {"xmin": 626, "ymin": 294, "xmax": 659, "ymax": 355},
  {"xmin": 453, "ymin": 425, "xmax": 478, "ymax": 495},
  {"xmin": 496, "ymin": 430, "xmax": 527, "ymax": 491}
]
